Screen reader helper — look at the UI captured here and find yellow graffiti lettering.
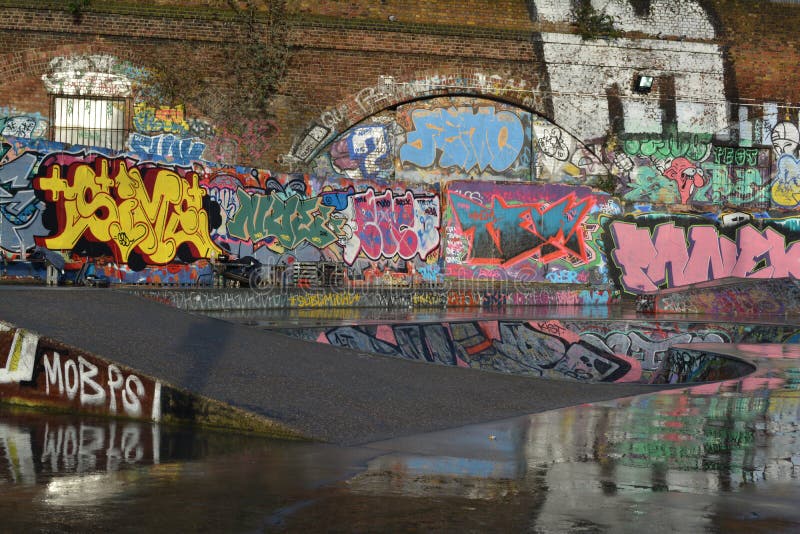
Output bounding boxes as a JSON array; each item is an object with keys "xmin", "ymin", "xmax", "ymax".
[
  {"xmin": 133, "ymin": 103, "xmax": 190, "ymax": 135},
  {"xmin": 411, "ymin": 293, "xmax": 441, "ymax": 306},
  {"xmin": 288, "ymin": 293, "xmax": 361, "ymax": 308},
  {"xmin": 771, "ymin": 181, "xmax": 800, "ymax": 208},
  {"xmin": 35, "ymin": 158, "xmax": 221, "ymax": 264}
]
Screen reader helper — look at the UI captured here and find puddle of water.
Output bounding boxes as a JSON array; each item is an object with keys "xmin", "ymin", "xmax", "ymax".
[
  {"xmin": 0, "ymin": 408, "xmax": 375, "ymax": 532},
  {"xmin": 3, "ymin": 368, "xmax": 800, "ymax": 532}
]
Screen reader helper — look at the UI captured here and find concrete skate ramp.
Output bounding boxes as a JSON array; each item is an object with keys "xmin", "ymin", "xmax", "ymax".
[
  {"xmin": 651, "ymin": 343, "xmax": 756, "ymax": 384},
  {"xmin": 0, "ymin": 288, "xmax": 666, "ymax": 445},
  {"xmin": 281, "ymin": 320, "xmax": 643, "ymax": 383},
  {"xmin": 652, "ymin": 343, "xmax": 797, "ymax": 385}
]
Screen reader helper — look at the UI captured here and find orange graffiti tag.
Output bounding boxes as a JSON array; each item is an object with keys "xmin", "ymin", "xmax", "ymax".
[{"xmin": 34, "ymin": 157, "xmax": 221, "ymax": 264}]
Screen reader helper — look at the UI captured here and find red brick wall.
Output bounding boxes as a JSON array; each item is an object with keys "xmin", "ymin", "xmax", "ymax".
[
  {"xmin": 0, "ymin": 0, "xmax": 798, "ymax": 167},
  {"xmin": 0, "ymin": 2, "xmax": 541, "ymax": 167},
  {"xmin": 707, "ymin": 0, "xmax": 800, "ymax": 103}
]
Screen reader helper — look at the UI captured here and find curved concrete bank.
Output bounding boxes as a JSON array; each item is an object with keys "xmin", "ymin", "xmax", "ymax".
[
  {"xmin": 0, "ymin": 288, "xmax": 665, "ymax": 445},
  {"xmin": 653, "ymin": 342, "xmax": 800, "ymax": 385},
  {"xmin": 279, "ymin": 315, "xmax": 799, "ymax": 383}
]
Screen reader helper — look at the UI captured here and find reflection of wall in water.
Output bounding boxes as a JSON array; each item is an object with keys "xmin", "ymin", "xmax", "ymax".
[
  {"xmin": 523, "ymin": 389, "xmax": 800, "ymax": 488},
  {"xmin": 0, "ymin": 421, "xmax": 158, "ymax": 485}
]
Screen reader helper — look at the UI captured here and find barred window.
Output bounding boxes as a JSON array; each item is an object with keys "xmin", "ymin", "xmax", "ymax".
[
  {"xmin": 43, "ymin": 55, "xmax": 134, "ymax": 151},
  {"xmin": 50, "ymin": 95, "xmax": 130, "ymax": 151}
]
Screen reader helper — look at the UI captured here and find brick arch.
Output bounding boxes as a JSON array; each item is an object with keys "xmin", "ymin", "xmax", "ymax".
[
  {"xmin": 0, "ymin": 43, "xmax": 161, "ymax": 121},
  {"xmin": 0, "ymin": 43, "xmax": 148, "ymax": 86},
  {"xmin": 283, "ymin": 68, "xmax": 596, "ymax": 171}
]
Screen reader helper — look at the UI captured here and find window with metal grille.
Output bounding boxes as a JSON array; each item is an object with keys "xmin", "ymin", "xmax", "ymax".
[{"xmin": 50, "ymin": 95, "xmax": 130, "ymax": 151}]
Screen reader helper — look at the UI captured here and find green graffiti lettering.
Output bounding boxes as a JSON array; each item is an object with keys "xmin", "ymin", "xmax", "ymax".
[
  {"xmin": 622, "ymin": 128, "xmax": 711, "ymax": 161},
  {"xmin": 227, "ymin": 190, "xmax": 344, "ymax": 250}
]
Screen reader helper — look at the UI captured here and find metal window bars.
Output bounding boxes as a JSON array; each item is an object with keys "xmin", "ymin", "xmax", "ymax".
[{"xmin": 50, "ymin": 95, "xmax": 130, "ymax": 151}]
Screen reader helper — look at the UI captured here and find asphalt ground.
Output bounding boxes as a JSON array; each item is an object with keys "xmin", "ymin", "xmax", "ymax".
[{"xmin": 0, "ymin": 287, "xmax": 668, "ymax": 445}]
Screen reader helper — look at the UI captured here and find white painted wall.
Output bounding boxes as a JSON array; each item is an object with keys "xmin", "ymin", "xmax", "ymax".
[
  {"xmin": 533, "ymin": 0, "xmax": 715, "ymax": 40},
  {"xmin": 539, "ymin": 33, "xmax": 727, "ymax": 139}
]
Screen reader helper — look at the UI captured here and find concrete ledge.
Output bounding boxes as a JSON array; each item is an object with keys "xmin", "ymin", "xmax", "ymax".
[
  {"xmin": 650, "ymin": 277, "xmax": 800, "ymax": 316},
  {"xmin": 123, "ymin": 285, "xmax": 618, "ymax": 311}
]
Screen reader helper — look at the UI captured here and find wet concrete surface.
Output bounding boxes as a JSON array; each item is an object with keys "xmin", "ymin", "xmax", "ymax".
[
  {"xmin": 0, "ymin": 288, "xmax": 668, "ymax": 445},
  {"xmin": 2, "ymin": 288, "xmax": 800, "ymax": 530},
  {"xmin": 3, "ymin": 341, "xmax": 800, "ymax": 532}
]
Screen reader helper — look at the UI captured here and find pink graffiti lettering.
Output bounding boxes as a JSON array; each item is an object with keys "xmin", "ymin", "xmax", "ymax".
[
  {"xmin": 610, "ymin": 221, "xmax": 800, "ymax": 292},
  {"xmin": 345, "ymin": 188, "xmax": 440, "ymax": 265}
]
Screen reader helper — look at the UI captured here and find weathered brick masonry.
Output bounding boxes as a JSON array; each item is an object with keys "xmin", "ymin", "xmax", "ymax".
[
  {"xmin": 0, "ymin": 1, "xmax": 795, "ymax": 166},
  {"xmin": 0, "ymin": 1, "xmax": 559, "ymax": 166}
]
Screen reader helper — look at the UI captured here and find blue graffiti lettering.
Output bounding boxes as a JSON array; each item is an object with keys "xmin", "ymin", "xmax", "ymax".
[
  {"xmin": 418, "ymin": 263, "xmax": 441, "ymax": 282},
  {"xmin": 128, "ymin": 133, "xmax": 206, "ymax": 165},
  {"xmin": 400, "ymin": 107, "xmax": 525, "ymax": 172}
]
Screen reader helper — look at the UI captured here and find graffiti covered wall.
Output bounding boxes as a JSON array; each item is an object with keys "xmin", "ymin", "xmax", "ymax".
[
  {"xmin": 285, "ymin": 317, "xmax": 799, "ymax": 378},
  {"xmin": 5, "ymin": 45, "xmax": 800, "ymax": 298},
  {"xmin": 396, "ymin": 98, "xmax": 533, "ymax": 183},
  {"xmin": 35, "ymin": 154, "xmax": 220, "ymax": 266},
  {"xmin": 444, "ymin": 180, "xmax": 618, "ymax": 283},
  {"xmin": 0, "ymin": 133, "xmax": 444, "ymax": 284},
  {"xmin": 603, "ymin": 212, "xmax": 800, "ymax": 293}
]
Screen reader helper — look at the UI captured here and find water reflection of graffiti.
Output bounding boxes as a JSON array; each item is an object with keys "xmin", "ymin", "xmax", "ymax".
[
  {"xmin": 0, "ymin": 421, "xmax": 155, "ymax": 484},
  {"xmin": 605, "ymin": 214, "xmax": 800, "ymax": 293},
  {"xmin": 399, "ymin": 106, "xmax": 526, "ymax": 173},
  {"xmin": 35, "ymin": 155, "xmax": 221, "ymax": 265}
]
